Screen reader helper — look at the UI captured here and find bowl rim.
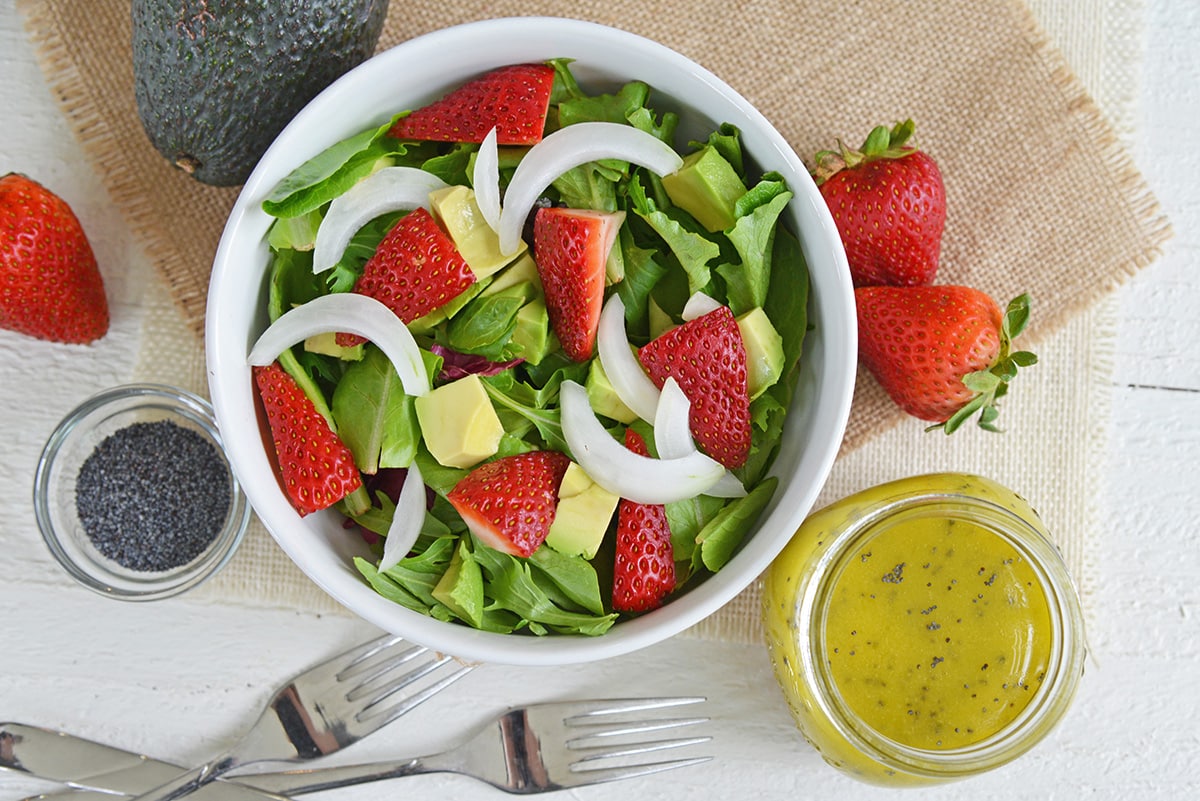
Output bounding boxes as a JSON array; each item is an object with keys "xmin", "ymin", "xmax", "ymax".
[
  {"xmin": 33, "ymin": 383, "xmax": 251, "ymax": 601},
  {"xmin": 206, "ymin": 16, "xmax": 855, "ymax": 664}
]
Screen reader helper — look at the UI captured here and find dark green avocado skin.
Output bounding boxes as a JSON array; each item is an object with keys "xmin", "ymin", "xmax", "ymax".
[{"xmin": 132, "ymin": 0, "xmax": 390, "ymax": 187}]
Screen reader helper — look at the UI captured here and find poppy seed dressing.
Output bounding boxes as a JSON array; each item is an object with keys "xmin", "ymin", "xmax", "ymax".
[{"xmin": 75, "ymin": 419, "xmax": 231, "ymax": 571}]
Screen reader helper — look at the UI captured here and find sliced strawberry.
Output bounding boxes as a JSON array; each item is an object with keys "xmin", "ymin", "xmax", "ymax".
[
  {"xmin": 637, "ymin": 305, "xmax": 752, "ymax": 469},
  {"xmin": 612, "ymin": 430, "xmax": 675, "ymax": 613},
  {"xmin": 532, "ymin": 207, "xmax": 624, "ymax": 362},
  {"xmin": 387, "ymin": 63, "xmax": 555, "ymax": 146},
  {"xmin": 0, "ymin": 173, "xmax": 108, "ymax": 343},
  {"xmin": 254, "ymin": 361, "xmax": 363, "ymax": 516},
  {"xmin": 338, "ymin": 206, "xmax": 476, "ymax": 346},
  {"xmin": 447, "ymin": 450, "xmax": 571, "ymax": 558}
]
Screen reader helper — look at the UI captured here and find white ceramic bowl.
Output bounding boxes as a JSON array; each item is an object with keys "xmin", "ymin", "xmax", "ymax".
[{"xmin": 207, "ymin": 17, "xmax": 855, "ymax": 665}]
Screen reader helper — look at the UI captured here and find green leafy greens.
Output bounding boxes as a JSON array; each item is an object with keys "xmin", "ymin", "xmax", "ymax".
[{"xmin": 258, "ymin": 59, "xmax": 811, "ymax": 638}]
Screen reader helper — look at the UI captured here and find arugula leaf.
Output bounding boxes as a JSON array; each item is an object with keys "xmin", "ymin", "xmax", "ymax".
[
  {"xmin": 552, "ymin": 164, "xmax": 619, "ymax": 211},
  {"xmin": 763, "ymin": 226, "xmax": 811, "ymax": 373},
  {"xmin": 615, "ymin": 231, "xmax": 669, "ymax": 336},
  {"xmin": 696, "ymin": 476, "xmax": 779, "ymax": 572},
  {"xmin": 481, "ymin": 373, "xmax": 568, "ymax": 453},
  {"xmin": 262, "ymin": 116, "xmax": 402, "ymax": 218},
  {"xmin": 431, "ymin": 538, "xmax": 485, "ymax": 628},
  {"xmin": 559, "ymin": 81, "xmax": 651, "ymax": 127},
  {"xmin": 527, "ymin": 546, "xmax": 607, "ymax": 616},
  {"xmin": 719, "ymin": 190, "xmax": 792, "ymax": 315},
  {"xmin": 628, "ymin": 176, "xmax": 720, "ymax": 295},
  {"xmin": 473, "ymin": 543, "xmax": 618, "ymax": 636},
  {"xmin": 354, "ymin": 557, "xmax": 428, "ymax": 613},
  {"xmin": 445, "ymin": 284, "xmax": 530, "ymax": 359},
  {"xmin": 695, "ymin": 123, "xmax": 745, "ymax": 176},
  {"xmin": 420, "ymin": 143, "xmax": 476, "ymax": 187},
  {"xmin": 547, "ymin": 58, "xmax": 586, "ymax": 105},
  {"xmin": 267, "ymin": 209, "xmax": 322, "ymax": 252},
  {"xmin": 331, "ymin": 346, "xmax": 420, "ymax": 474},
  {"xmin": 664, "ymin": 493, "xmax": 726, "ymax": 565}
]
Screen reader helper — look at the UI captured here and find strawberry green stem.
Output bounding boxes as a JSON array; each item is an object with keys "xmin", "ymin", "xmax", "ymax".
[{"xmin": 932, "ymin": 293, "xmax": 1037, "ymax": 435}]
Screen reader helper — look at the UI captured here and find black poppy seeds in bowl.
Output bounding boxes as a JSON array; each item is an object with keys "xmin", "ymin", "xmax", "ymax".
[{"xmin": 75, "ymin": 419, "xmax": 232, "ymax": 571}]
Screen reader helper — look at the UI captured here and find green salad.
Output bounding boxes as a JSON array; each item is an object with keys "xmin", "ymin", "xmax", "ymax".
[{"xmin": 255, "ymin": 58, "xmax": 810, "ymax": 636}]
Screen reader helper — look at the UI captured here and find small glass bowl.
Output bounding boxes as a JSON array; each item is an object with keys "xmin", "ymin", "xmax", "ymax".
[{"xmin": 34, "ymin": 384, "xmax": 250, "ymax": 601}]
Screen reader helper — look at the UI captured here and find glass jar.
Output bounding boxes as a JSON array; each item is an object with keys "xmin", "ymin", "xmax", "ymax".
[
  {"xmin": 762, "ymin": 473, "xmax": 1086, "ymax": 786},
  {"xmin": 34, "ymin": 384, "xmax": 250, "ymax": 601}
]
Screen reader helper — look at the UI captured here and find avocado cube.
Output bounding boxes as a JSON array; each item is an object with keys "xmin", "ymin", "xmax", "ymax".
[
  {"xmin": 431, "ymin": 539, "xmax": 484, "ymax": 628},
  {"xmin": 303, "ymin": 331, "xmax": 365, "ymax": 361},
  {"xmin": 429, "ymin": 185, "xmax": 525, "ymax": 279},
  {"xmin": 545, "ymin": 462, "xmax": 620, "ymax": 559},
  {"xmin": 736, "ymin": 307, "xmax": 786, "ymax": 398},
  {"xmin": 585, "ymin": 359, "xmax": 639, "ymax": 423},
  {"xmin": 661, "ymin": 145, "xmax": 748, "ymax": 233},
  {"xmin": 413, "ymin": 374, "xmax": 503, "ymax": 468},
  {"xmin": 511, "ymin": 299, "xmax": 554, "ymax": 365}
]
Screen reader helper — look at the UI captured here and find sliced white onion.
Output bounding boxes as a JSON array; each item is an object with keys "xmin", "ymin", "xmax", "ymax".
[
  {"xmin": 378, "ymin": 461, "xmax": 426, "ymax": 572},
  {"xmin": 312, "ymin": 166, "xmax": 449, "ymax": 274},
  {"xmin": 473, "ymin": 127, "xmax": 502, "ymax": 234},
  {"xmin": 497, "ymin": 122, "xmax": 685, "ymax": 255},
  {"xmin": 248, "ymin": 293, "xmax": 430, "ymax": 396},
  {"xmin": 560, "ymin": 380, "xmax": 724, "ymax": 505},
  {"xmin": 597, "ymin": 294, "xmax": 660, "ymax": 423},
  {"xmin": 653, "ymin": 378, "xmax": 747, "ymax": 499},
  {"xmin": 681, "ymin": 291, "xmax": 723, "ymax": 321}
]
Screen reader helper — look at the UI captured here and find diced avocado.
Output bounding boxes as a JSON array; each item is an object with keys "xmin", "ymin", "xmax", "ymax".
[
  {"xmin": 429, "ymin": 185, "xmax": 525, "ymax": 279},
  {"xmin": 431, "ymin": 539, "xmax": 484, "ymax": 628},
  {"xmin": 606, "ymin": 235, "xmax": 626, "ymax": 285},
  {"xmin": 661, "ymin": 145, "xmax": 748, "ymax": 233},
  {"xmin": 483, "ymin": 253, "xmax": 542, "ymax": 296},
  {"xmin": 414, "ymin": 374, "xmax": 504, "ymax": 469},
  {"xmin": 737, "ymin": 307, "xmax": 786, "ymax": 399},
  {"xmin": 267, "ymin": 209, "xmax": 321, "ymax": 251},
  {"xmin": 585, "ymin": 359, "xmax": 638, "ymax": 423},
  {"xmin": 407, "ymin": 279, "xmax": 490, "ymax": 334},
  {"xmin": 545, "ymin": 462, "xmax": 620, "ymax": 559},
  {"xmin": 303, "ymin": 331, "xmax": 365, "ymax": 361},
  {"xmin": 648, "ymin": 296, "xmax": 676, "ymax": 340},
  {"xmin": 510, "ymin": 300, "xmax": 554, "ymax": 365}
]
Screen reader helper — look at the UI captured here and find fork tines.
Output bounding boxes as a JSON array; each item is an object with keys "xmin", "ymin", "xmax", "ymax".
[
  {"xmin": 559, "ymin": 697, "xmax": 713, "ymax": 782},
  {"xmin": 334, "ymin": 634, "xmax": 476, "ymax": 725}
]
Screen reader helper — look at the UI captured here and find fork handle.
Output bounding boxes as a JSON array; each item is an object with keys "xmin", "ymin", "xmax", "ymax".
[
  {"xmin": 124, "ymin": 760, "xmax": 288, "ymax": 801},
  {"xmin": 235, "ymin": 758, "xmax": 428, "ymax": 796}
]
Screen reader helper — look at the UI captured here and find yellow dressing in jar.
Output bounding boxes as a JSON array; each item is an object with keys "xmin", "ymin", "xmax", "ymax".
[{"xmin": 763, "ymin": 473, "xmax": 1085, "ymax": 786}]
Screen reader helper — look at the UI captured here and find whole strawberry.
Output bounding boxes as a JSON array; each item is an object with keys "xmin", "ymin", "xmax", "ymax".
[
  {"xmin": 855, "ymin": 286, "xmax": 1036, "ymax": 433},
  {"xmin": 813, "ymin": 120, "xmax": 946, "ymax": 288},
  {"xmin": 0, "ymin": 173, "xmax": 108, "ymax": 343}
]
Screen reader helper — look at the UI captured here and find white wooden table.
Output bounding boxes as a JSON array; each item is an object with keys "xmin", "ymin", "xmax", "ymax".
[{"xmin": 2, "ymin": 1, "xmax": 1197, "ymax": 799}]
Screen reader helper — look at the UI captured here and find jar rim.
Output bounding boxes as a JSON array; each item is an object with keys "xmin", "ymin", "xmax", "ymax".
[{"xmin": 798, "ymin": 490, "xmax": 1087, "ymax": 779}]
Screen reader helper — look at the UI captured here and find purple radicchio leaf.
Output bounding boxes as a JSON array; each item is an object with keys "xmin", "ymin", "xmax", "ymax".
[{"xmin": 430, "ymin": 343, "xmax": 523, "ymax": 382}]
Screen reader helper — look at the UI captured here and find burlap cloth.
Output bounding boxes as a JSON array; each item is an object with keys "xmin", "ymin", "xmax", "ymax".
[{"xmin": 16, "ymin": 0, "xmax": 1171, "ymax": 642}]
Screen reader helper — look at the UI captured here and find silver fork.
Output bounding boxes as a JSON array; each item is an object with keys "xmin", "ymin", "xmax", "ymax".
[
  {"xmin": 11, "ymin": 698, "xmax": 711, "ymax": 799},
  {"xmin": 119, "ymin": 633, "xmax": 474, "ymax": 801},
  {"xmin": 232, "ymin": 696, "xmax": 712, "ymax": 795}
]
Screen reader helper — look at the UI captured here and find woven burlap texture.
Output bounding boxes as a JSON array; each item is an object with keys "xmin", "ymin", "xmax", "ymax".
[{"xmin": 15, "ymin": 0, "xmax": 1170, "ymax": 641}]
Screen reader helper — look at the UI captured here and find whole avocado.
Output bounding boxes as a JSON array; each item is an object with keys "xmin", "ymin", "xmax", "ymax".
[{"xmin": 131, "ymin": 0, "xmax": 390, "ymax": 186}]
